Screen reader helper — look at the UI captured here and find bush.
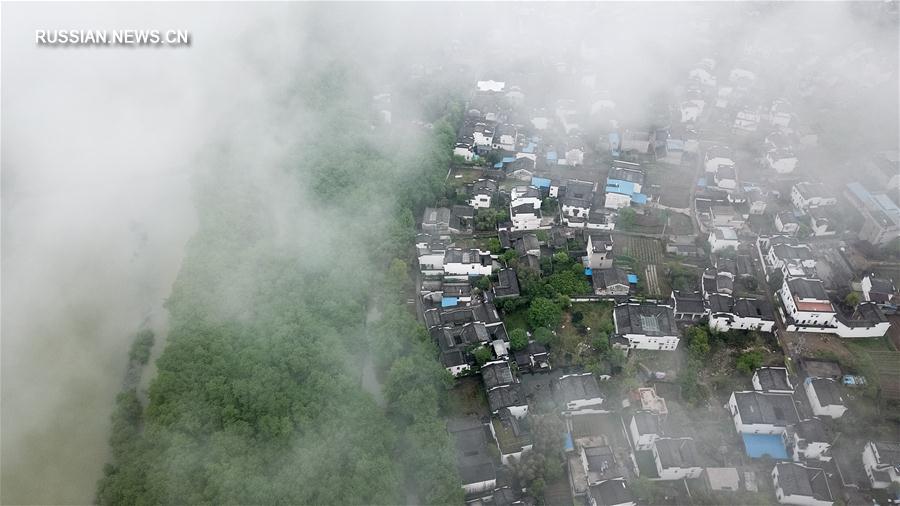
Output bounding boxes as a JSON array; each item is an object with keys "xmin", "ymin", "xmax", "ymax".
[
  {"xmin": 509, "ymin": 329, "xmax": 528, "ymax": 351},
  {"xmin": 736, "ymin": 350, "xmax": 764, "ymax": 374},
  {"xmin": 473, "ymin": 346, "xmax": 493, "ymax": 366},
  {"xmin": 528, "ymin": 297, "xmax": 562, "ymax": 329}
]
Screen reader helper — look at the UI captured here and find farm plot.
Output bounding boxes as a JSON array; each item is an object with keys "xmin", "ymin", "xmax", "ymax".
[
  {"xmin": 867, "ymin": 351, "xmax": 900, "ymax": 401},
  {"xmin": 612, "ymin": 235, "xmax": 668, "ymax": 296}
]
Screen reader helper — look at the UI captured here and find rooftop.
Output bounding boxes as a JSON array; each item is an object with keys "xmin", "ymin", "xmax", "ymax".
[
  {"xmin": 556, "ymin": 373, "xmax": 603, "ymax": 406},
  {"xmin": 481, "ymin": 360, "xmax": 515, "ymax": 390},
  {"xmin": 448, "ymin": 418, "xmax": 496, "ymax": 486},
  {"xmin": 487, "ymin": 384, "xmax": 526, "ymax": 413},
  {"xmin": 589, "ymin": 478, "xmax": 634, "ymax": 506},
  {"xmin": 733, "ymin": 391, "xmax": 799, "ymax": 426},
  {"xmin": 614, "ymin": 303, "xmax": 678, "ymax": 337},
  {"xmin": 808, "ymin": 378, "xmax": 844, "ymax": 407},
  {"xmin": 775, "ymin": 463, "xmax": 833, "ymax": 502},
  {"xmin": 655, "ymin": 438, "xmax": 700, "ymax": 469},
  {"xmin": 754, "ymin": 367, "xmax": 792, "ymax": 392}
]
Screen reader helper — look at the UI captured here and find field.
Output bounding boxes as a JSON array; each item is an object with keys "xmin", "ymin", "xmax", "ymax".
[
  {"xmin": 555, "ymin": 302, "xmax": 614, "ymax": 365},
  {"xmin": 611, "ymin": 234, "xmax": 668, "ymax": 296},
  {"xmin": 666, "ymin": 212, "xmax": 694, "ymax": 235},
  {"xmin": 445, "ymin": 376, "xmax": 489, "ymax": 417}
]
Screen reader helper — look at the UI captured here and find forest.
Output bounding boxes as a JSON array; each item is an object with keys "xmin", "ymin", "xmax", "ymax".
[{"xmin": 96, "ymin": 57, "xmax": 467, "ymax": 505}]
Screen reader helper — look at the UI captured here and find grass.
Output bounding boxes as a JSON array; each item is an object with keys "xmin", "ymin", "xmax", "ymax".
[
  {"xmin": 555, "ymin": 303, "xmax": 614, "ymax": 361},
  {"xmin": 445, "ymin": 376, "xmax": 489, "ymax": 417},
  {"xmin": 503, "ymin": 307, "xmax": 529, "ymax": 332},
  {"xmin": 844, "ymin": 336, "xmax": 895, "ymax": 353}
]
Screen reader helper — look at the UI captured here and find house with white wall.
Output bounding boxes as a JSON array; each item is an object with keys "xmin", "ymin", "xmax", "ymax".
[
  {"xmin": 788, "ymin": 418, "xmax": 831, "ymax": 462},
  {"xmin": 510, "ymin": 204, "xmax": 542, "ymax": 231},
  {"xmin": 752, "ymin": 367, "xmax": 794, "ymax": 394},
  {"xmin": 586, "ymin": 232, "xmax": 614, "ymax": 270},
  {"xmin": 444, "ymin": 248, "xmax": 493, "ymax": 278},
  {"xmin": 772, "ymin": 462, "xmax": 834, "ymax": 506},
  {"xmin": 510, "ymin": 186, "xmax": 542, "ymax": 210},
  {"xmin": 469, "ymin": 179, "xmax": 498, "ymax": 209},
  {"xmin": 709, "ymin": 298, "xmax": 776, "ymax": 333},
  {"xmin": 588, "ymin": 478, "xmax": 636, "ymax": 506},
  {"xmin": 862, "ymin": 441, "xmax": 900, "ymax": 489},
  {"xmin": 652, "ymin": 438, "xmax": 703, "ymax": 480},
  {"xmin": 448, "ymin": 418, "xmax": 497, "ymax": 496},
  {"xmin": 604, "ymin": 163, "xmax": 647, "ymax": 210},
  {"xmin": 728, "ymin": 391, "xmax": 799, "ymax": 435},
  {"xmin": 612, "ymin": 302, "xmax": 680, "ymax": 350},
  {"xmin": 778, "ymin": 277, "xmax": 836, "ymax": 328},
  {"xmin": 803, "ymin": 378, "xmax": 847, "ymax": 419},
  {"xmin": 709, "ymin": 227, "xmax": 739, "ymax": 253},
  {"xmin": 629, "ymin": 411, "xmax": 661, "ymax": 450},
  {"xmin": 791, "ymin": 182, "xmax": 837, "ymax": 212},
  {"xmin": 556, "ymin": 373, "xmax": 604, "ymax": 412}
]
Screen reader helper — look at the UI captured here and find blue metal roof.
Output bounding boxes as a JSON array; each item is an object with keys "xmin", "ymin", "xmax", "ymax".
[
  {"xmin": 697, "ymin": 177, "xmax": 707, "ymax": 187},
  {"xmin": 584, "ymin": 268, "xmax": 593, "ymax": 276},
  {"xmin": 666, "ymin": 139, "xmax": 685, "ymax": 151},
  {"xmin": 494, "ymin": 162, "xmax": 503, "ymax": 168},
  {"xmin": 546, "ymin": 151, "xmax": 558, "ymax": 161},
  {"xmin": 522, "ymin": 142, "xmax": 536, "ymax": 154},
  {"xmin": 627, "ymin": 274, "xmax": 638, "ymax": 284},
  {"xmin": 532, "ymin": 176, "xmax": 551, "ymax": 188},
  {"xmin": 441, "ymin": 297, "xmax": 459, "ymax": 308},
  {"xmin": 502, "ymin": 156, "xmax": 516, "ymax": 163},
  {"xmin": 605, "ymin": 179, "xmax": 636, "ymax": 196},
  {"xmin": 742, "ymin": 433, "xmax": 789, "ymax": 459},
  {"xmin": 563, "ymin": 432, "xmax": 574, "ymax": 452},
  {"xmin": 632, "ymin": 193, "xmax": 648, "ymax": 205}
]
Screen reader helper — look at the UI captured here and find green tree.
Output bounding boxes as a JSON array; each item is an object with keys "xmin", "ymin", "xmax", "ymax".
[
  {"xmin": 474, "ymin": 275, "xmax": 492, "ymax": 291},
  {"xmin": 473, "ymin": 346, "xmax": 493, "ymax": 366},
  {"xmin": 486, "ymin": 238, "xmax": 503, "ymax": 254},
  {"xmin": 618, "ymin": 208, "xmax": 637, "ymax": 230},
  {"xmin": 509, "ymin": 328, "xmax": 528, "ymax": 351},
  {"xmin": 736, "ymin": 350, "xmax": 765, "ymax": 374},
  {"xmin": 533, "ymin": 327, "xmax": 556, "ymax": 347},
  {"xmin": 128, "ymin": 329, "xmax": 155, "ymax": 366},
  {"xmin": 528, "ymin": 297, "xmax": 563, "ymax": 329},
  {"xmin": 845, "ymin": 292, "xmax": 861, "ymax": 308}
]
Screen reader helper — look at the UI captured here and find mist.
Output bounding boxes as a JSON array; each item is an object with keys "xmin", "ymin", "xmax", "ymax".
[{"xmin": 2, "ymin": 2, "xmax": 898, "ymax": 505}]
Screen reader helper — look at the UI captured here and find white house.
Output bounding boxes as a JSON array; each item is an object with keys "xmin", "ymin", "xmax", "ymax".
[
  {"xmin": 593, "ymin": 268, "xmax": 631, "ymax": 297},
  {"xmin": 588, "ymin": 478, "xmax": 636, "ymax": 506},
  {"xmin": 510, "ymin": 204, "xmax": 542, "ymax": 231},
  {"xmin": 561, "ymin": 180, "xmax": 595, "ymax": 227},
  {"xmin": 604, "ymin": 163, "xmax": 646, "ymax": 210},
  {"xmin": 469, "ymin": 179, "xmax": 498, "ymax": 209},
  {"xmin": 709, "ymin": 298, "xmax": 776, "ymax": 333},
  {"xmin": 734, "ymin": 107, "xmax": 761, "ymax": 133},
  {"xmin": 767, "ymin": 148, "xmax": 799, "ymax": 174},
  {"xmin": 492, "ymin": 124, "xmax": 516, "ymax": 152},
  {"xmin": 789, "ymin": 418, "xmax": 831, "ymax": 462},
  {"xmin": 444, "ymin": 248, "xmax": 493, "ymax": 277},
  {"xmin": 772, "ymin": 462, "xmax": 834, "ymax": 506},
  {"xmin": 715, "ymin": 164, "xmax": 738, "ymax": 190},
  {"xmin": 752, "ymin": 367, "xmax": 794, "ymax": 394},
  {"xmin": 778, "ymin": 277, "xmax": 836, "ymax": 328},
  {"xmin": 486, "ymin": 384, "xmax": 528, "ymax": 418},
  {"xmin": 861, "ymin": 275, "xmax": 896, "ymax": 305},
  {"xmin": 510, "ymin": 186, "xmax": 542, "ymax": 210},
  {"xmin": 454, "ymin": 143, "xmax": 475, "ymax": 161},
  {"xmin": 612, "ymin": 303, "xmax": 680, "ymax": 351},
  {"xmin": 652, "ymin": 438, "xmax": 703, "ymax": 480},
  {"xmin": 791, "ymin": 182, "xmax": 837, "ymax": 212},
  {"xmin": 709, "ymin": 227, "xmax": 739, "ymax": 253},
  {"xmin": 776, "ymin": 212, "xmax": 800, "ymax": 235},
  {"xmin": 770, "ymin": 99, "xmax": 793, "ymax": 128},
  {"xmin": 763, "ymin": 237, "xmax": 816, "ymax": 278},
  {"xmin": 556, "ymin": 373, "xmax": 604, "ymax": 412},
  {"xmin": 629, "ymin": 411, "xmax": 661, "ymax": 451},
  {"xmin": 704, "ymin": 146, "xmax": 735, "ymax": 174},
  {"xmin": 803, "ymin": 378, "xmax": 847, "ymax": 419},
  {"xmin": 586, "ymin": 233, "xmax": 614, "ymax": 270},
  {"xmin": 728, "ymin": 391, "xmax": 799, "ymax": 435},
  {"xmin": 476, "ymin": 80, "xmax": 505, "ymax": 93},
  {"xmin": 862, "ymin": 441, "xmax": 900, "ymax": 489}
]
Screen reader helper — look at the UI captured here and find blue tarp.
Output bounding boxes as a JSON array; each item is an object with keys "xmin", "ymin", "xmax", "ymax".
[
  {"xmin": 563, "ymin": 432, "xmax": 574, "ymax": 452},
  {"xmin": 605, "ymin": 179, "xmax": 636, "ymax": 196},
  {"xmin": 546, "ymin": 151, "xmax": 558, "ymax": 161},
  {"xmin": 522, "ymin": 142, "xmax": 536, "ymax": 154},
  {"xmin": 502, "ymin": 156, "xmax": 516, "ymax": 163},
  {"xmin": 742, "ymin": 433, "xmax": 789, "ymax": 459},
  {"xmin": 441, "ymin": 297, "xmax": 459, "ymax": 308},
  {"xmin": 632, "ymin": 193, "xmax": 648, "ymax": 205},
  {"xmin": 608, "ymin": 132, "xmax": 620, "ymax": 156},
  {"xmin": 627, "ymin": 274, "xmax": 638, "ymax": 284},
  {"xmin": 584, "ymin": 268, "xmax": 593, "ymax": 276},
  {"xmin": 666, "ymin": 139, "xmax": 685, "ymax": 151},
  {"xmin": 494, "ymin": 162, "xmax": 503, "ymax": 168},
  {"xmin": 532, "ymin": 176, "xmax": 551, "ymax": 188}
]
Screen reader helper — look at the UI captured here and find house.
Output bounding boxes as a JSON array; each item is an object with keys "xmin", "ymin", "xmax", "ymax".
[
  {"xmin": 492, "ymin": 124, "xmax": 517, "ymax": 151},
  {"xmin": 586, "ymin": 232, "xmax": 614, "ymax": 270},
  {"xmin": 715, "ymin": 164, "xmax": 738, "ymax": 190},
  {"xmin": 514, "ymin": 341, "xmax": 550, "ymax": 373},
  {"xmin": 629, "ymin": 411, "xmax": 661, "ymax": 450},
  {"xmin": 776, "ymin": 212, "xmax": 800, "ymax": 235},
  {"xmin": 791, "ymin": 182, "xmax": 837, "ymax": 212},
  {"xmin": 772, "ymin": 463, "xmax": 834, "ymax": 506},
  {"xmin": 448, "ymin": 418, "xmax": 497, "ymax": 495},
  {"xmin": 671, "ymin": 290, "xmax": 707, "ymax": 321},
  {"xmin": 753, "ymin": 367, "xmax": 794, "ymax": 394},
  {"xmin": 493, "ymin": 269, "xmax": 520, "ymax": 299},
  {"xmin": 588, "ymin": 478, "xmax": 636, "ymax": 506},
  {"xmin": 587, "ymin": 209, "xmax": 615, "ymax": 231},
  {"xmin": 861, "ymin": 274, "xmax": 896, "ymax": 305},
  {"xmin": 510, "ymin": 186, "xmax": 543, "ymax": 210},
  {"xmin": 844, "ymin": 182, "xmax": 900, "ymax": 246},
  {"xmin": 833, "ymin": 301, "xmax": 891, "ymax": 338},
  {"xmin": 604, "ymin": 162, "xmax": 647, "ymax": 210},
  {"xmin": 666, "ymin": 236, "xmax": 702, "ymax": 258},
  {"xmin": 636, "ymin": 387, "xmax": 668, "ymax": 415},
  {"xmin": 709, "ymin": 297, "xmax": 776, "ymax": 333},
  {"xmin": 486, "ymin": 384, "xmax": 528, "ymax": 418},
  {"xmin": 593, "ymin": 268, "xmax": 630, "ymax": 297},
  {"xmin": 864, "ymin": 151, "xmax": 900, "ymax": 192},
  {"xmin": 476, "ymin": 80, "xmax": 505, "ymax": 93},
  {"xmin": 441, "ymin": 350, "xmax": 471, "ymax": 377},
  {"xmin": 422, "ymin": 207, "xmax": 452, "ymax": 235},
  {"xmin": 734, "ymin": 106, "xmax": 761, "ymax": 133},
  {"xmin": 788, "ymin": 418, "xmax": 831, "ymax": 462},
  {"xmin": 444, "ymin": 248, "xmax": 492, "ymax": 278},
  {"xmin": 709, "ymin": 226, "xmax": 739, "ymax": 253},
  {"xmin": 482, "ymin": 360, "xmax": 515, "ymax": 390},
  {"xmin": 417, "ymin": 235, "xmax": 448, "ymax": 275},
  {"xmin": 513, "ymin": 233, "xmax": 541, "ymax": 257},
  {"xmin": 770, "ymin": 98, "xmax": 793, "ymax": 128},
  {"xmin": 862, "ymin": 441, "xmax": 900, "ymax": 489},
  {"xmin": 620, "ymin": 129, "xmax": 652, "ymax": 154},
  {"xmin": 652, "ymin": 437, "xmax": 703, "ymax": 480},
  {"xmin": 612, "ymin": 302, "xmax": 680, "ymax": 350},
  {"xmin": 807, "ymin": 207, "xmax": 836, "ymax": 237},
  {"xmin": 778, "ymin": 277, "xmax": 836, "ymax": 328},
  {"xmin": 469, "ymin": 179, "xmax": 498, "ymax": 209},
  {"xmin": 510, "ymin": 204, "xmax": 542, "ymax": 231},
  {"xmin": 749, "ymin": 188, "xmax": 768, "ymax": 215},
  {"xmin": 803, "ymin": 378, "xmax": 846, "ymax": 419},
  {"xmin": 488, "ymin": 415, "xmax": 533, "ymax": 465},
  {"xmin": 555, "ymin": 373, "xmax": 604, "ymax": 411},
  {"xmin": 704, "ymin": 146, "xmax": 735, "ymax": 173},
  {"xmin": 561, "ymin": 180, "xmax": 595, "ymax": 227},
  {"xmin": 766, "ymin": 148, "xmax": 799, "ymax": 174},
  {"xmin": 711, "ymin": 204, "xmax": 746, "ymax": 229},
  {"xmin": 763, "ymin": 237, "xmax": 816, "ymax": 279},
  {"xmin": 728, "ymin": 391, "xmax": 800, "ymax": 435},
  {"xmin": 450, "ymin": 205, "xmax": 474, "ymax": 233}
]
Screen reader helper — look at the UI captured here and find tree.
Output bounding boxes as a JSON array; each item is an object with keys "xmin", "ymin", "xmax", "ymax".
[
  {"xmin": 686, "ymin": 326, "xmax": 711, "ymax": 359},
  {"xmin": 486, "ymin": 238, "xmax": 502, "ymax": 254},
  {"xmin": 473, "ymin": 346, "xmax": 493, "ymax": 366},
  {"xmin": 474, "ymin": 275, "xmax": 492, "ymax": 291},
  {"xmin": 736, "ymin": 350, "xmax": 765, "ymax": 374},
  {"xmin": 533, "ymin": 327, "xmax": 556, "ymax": 347},
  {"xmin": 528, "ymin": 297, "xmax": 562, "ymax": 329},
  {"xmin": 552, "ymin": 251, "xmax": 569, "ymax": 265},
  {"xmin": 509, "ymin": 329, "xmax": 528, "ymax": 351},
  {"xmin": 618, "ymin": 208, "xmax": 637, "ymax": 230},
  {"xmin": 845, "ymin": 292, "xmax": 861, "ymax": 308},
  {"xmin": 128, "ymin": 329, "xmax": 155, "ymax": 366}
]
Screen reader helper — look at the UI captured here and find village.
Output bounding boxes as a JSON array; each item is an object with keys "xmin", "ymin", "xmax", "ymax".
[{"xmin": 407, "ymin": 38, "xmax": 900, "ymax": 506}]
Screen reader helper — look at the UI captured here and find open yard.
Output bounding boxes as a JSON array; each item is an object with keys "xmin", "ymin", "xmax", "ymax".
[
  {"xmin": 445, "ymin": 376, "xmax": 489, "ymax": 417},
  {"xmin": 554, "ymin": 302, "xmax": 615, "ymax": 366},
  {"xmin": 666, "ymin": 212, "xmax": 694, "ymax": 235},
  {"xmin": 612, "ymin": 235, "xmax": 668, "ymax": 296}
]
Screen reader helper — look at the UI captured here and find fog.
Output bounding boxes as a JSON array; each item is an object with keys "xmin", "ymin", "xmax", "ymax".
[{"xmin": 2, "ymin": 2, "xmax": 897, "ymax": 504}]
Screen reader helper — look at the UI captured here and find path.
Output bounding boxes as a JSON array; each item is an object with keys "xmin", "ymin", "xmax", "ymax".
[{"xmin": 361, "ymin": 302, "xmax": 386, "ymax": 408}]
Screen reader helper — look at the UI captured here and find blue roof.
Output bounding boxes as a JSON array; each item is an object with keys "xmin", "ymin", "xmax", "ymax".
[
  {"xmin": 632, "ymin": 193, "xmax": 648, "ymax": 205},
  {"xmin": 627, "ymin": 274, "xmax": 638, "ymax": 284},
  {"xmin": 584, "ymin": 268, "xmax": 593, "ymax": 276},
  {"xmin": 606, "ymin": 179, "xmax": 637, "ymax": 196},
  {"xmin": 697, "ymin": 177, "xmax": 707, "ymax": 187},
  {"xmin": 532, "ymin": 176, "xmax": 551, "ymax": 188},
  {"xmin": 667, "ymin": 139, "xmax": 685, "ymax": 150},
  {"xmin": 441, "ymin": 297, "xmax": 459, "ymax": 308},
  {"xmin": 494, "ymin": 162, "xmax": 503, "ymax": 168},
  {"xmin": 502, "ymin": 156, "xmax": 516, "ymax": 163},
  {"xmin": 742, "ymin": 433, "xmax": 789, "ymax": 459},
  {"xmin": 546, "ymin": 151, "xmax": 558, "ymax": 161},
  {"xmin": 522, "ymin": 142, "xmax": 536, "ymax": 154}
]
